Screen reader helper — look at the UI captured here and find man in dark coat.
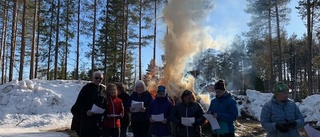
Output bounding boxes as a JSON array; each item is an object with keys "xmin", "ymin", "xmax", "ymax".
[{"xmin": 71, "ymin": 71, "xmax": 106, "ymax": 137}]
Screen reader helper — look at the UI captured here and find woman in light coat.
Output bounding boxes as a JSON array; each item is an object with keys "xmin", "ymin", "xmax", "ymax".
[{"xmin": 260, "ymin": 82, "xmax": 304, "ymax": 137}]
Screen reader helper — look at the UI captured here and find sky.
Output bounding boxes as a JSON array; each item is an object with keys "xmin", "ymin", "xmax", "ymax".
[{"xmin": 0, "ymin": 79, "xmax": 319, "ymax": 136}]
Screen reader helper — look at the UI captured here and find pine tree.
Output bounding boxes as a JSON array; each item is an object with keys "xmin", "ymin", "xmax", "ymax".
[
  {"xmin": 0, "ymin": 0, "xmax": 9, "ymax": 83},
  {"xmin": 9, "ymin": 0, "xmax": 19, "ymax": 81}
]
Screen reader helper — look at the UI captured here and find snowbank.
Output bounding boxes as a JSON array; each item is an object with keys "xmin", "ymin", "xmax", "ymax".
[{"xmin": 240, "ymin": 90, "xmax": 320, "ymax": 126}]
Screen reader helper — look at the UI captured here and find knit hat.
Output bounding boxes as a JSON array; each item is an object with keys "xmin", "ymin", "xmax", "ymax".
[
  {"xmin": 157, "ymin": 85, "xmax": 166, "ymax": 93},
  {"xmin": 273, "ymin": 82, "xmax": 289, "ymax": 94},
  {"xmin": 214, "ymin": 80, "xmax": 226, "ymax": 91}
]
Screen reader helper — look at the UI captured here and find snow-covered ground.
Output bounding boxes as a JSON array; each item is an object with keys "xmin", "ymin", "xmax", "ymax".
[
  {"xmin": 0, "ymin": 80, "xmax": 319, "ymax": 136},
  {"xmin": 0, "ymin": 80, "xmax": 84, "ymax": 137}
]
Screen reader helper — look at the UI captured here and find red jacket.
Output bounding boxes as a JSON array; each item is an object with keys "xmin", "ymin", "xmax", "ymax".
[{"xmin": 103, "ymin": 96, "xmax": 124, "ymax": 128}]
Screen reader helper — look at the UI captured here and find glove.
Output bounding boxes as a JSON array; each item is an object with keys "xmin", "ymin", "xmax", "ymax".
[
  {"xmin": 275, "ymin": 123, "xmax": 289, "ymax": 133},
  {"xmin": 192, "ymin": 121, "xmax": 199, "ymax": 127},
  {"xmin": 285, "ymin": 120, "xmax": 297, "ymax": 128}
]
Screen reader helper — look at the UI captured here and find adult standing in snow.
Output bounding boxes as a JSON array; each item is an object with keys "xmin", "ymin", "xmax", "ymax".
[
  {"xmin": 170, "ymin": 90, "xmax": 206, "ymax": 137},
  {"xmin": 115, "ymin": 82, "xmax": 131, "ymax": 137},
  {"xmin": 127, "ymin": 80, "xmax": 153, "ymax": 137},
  {"xmin": 147, "ymin": 85, "xmax": 173, "ymax": 137},
  {"xmin": 260, "ymin": 82, "xmax": 305, "ymax": 137},
  {"xmin": 207, "ymin": 79, "xmax": 238, "ymax": 137},
  {"xmin": 72, "ymin": 71, "xmax": 106, "ymax": 137}
]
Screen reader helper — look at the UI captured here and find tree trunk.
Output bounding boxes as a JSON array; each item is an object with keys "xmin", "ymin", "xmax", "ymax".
[
  {"xmin": 54, "ymin": 0, "xmax": 61, "ymax": 79},
  {"xmin": 104, "ymin": 0, "xmax": 109, "ymax": 84},
  {"xmin": 307, "ymin": 0, "xmax": 313, "ymax": 95},
  {"xmin": 92, "ymin": 0, "xmax": 97, "ymax": 71},
  {"xmin": 19, "ymin": 0, "xmax": 27, "ymax": 80},
  {"xmin": 1, "ymin": 1, "xmax": 9, "ymax": 83},
  {"xmin": 304, "ymin": 62, "xmax": 307, "ymax": 82},
  {"xmin": 268, "ymin": 1, "xmax": 273, "ymax": 92},
  {"xmin": 30, "ymin": 0, "xmax": 38, "ymax": 79},
  {"xmin": 65, "ymin": 0, "xmax": 70, "ymax": 80},
  {"xmin": 139, "ymin": 0, "xmax": 142, "ymax": 80},
  {"xmin": 35, "ymin": 0, "xmax": 41, "ymax": 78},
  {"xmin": 76, "ymin": 0, "xmax": 81, "ymax": 80},
  {"xmin": 9, "ymin": 0, "xmax": 19, "ymax": 81},
  {"xmin": 275, "ymin": 0, "xmax": 282, "ymax": 81},
  {"xmin": 153, "ymin": 0, "xmax": 157, "ymax": 62},
  {"xmin": 121, "ymin": 0, "xmax": 126, "ymax": 83},
  {"xmin": 125, "ymin": 0, "xmax": 129, "ymax": 83},
  {"xmin": 47, "ymin": 0, "xmax": 55, "ymax": 80}
]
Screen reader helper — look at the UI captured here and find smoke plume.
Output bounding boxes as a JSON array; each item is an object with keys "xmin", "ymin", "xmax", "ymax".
[{"xmin": 160, "ymin": 0, "xmax": 217, "ymax": 97}]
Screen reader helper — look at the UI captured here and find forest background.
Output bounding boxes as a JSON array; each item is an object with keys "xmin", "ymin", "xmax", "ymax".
[{"xmin": 0, "ymin": 0, "xmax": 319, "ymax": 101}]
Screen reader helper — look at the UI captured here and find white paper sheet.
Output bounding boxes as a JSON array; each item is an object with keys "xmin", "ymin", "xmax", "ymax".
[
  {"xmin": 181, "ymin": 117, "xmax": 195, "ymax": 127},
  {"xmin": 151, "ymin": 113, "xmax": 164, "ymax": 122},
  {"xmin": 304, "ymin": 123, "xmax": 320, "ymax": 137},
  {"xmin": 203, "ymin": 114, "xmax": 220, "ymax": 130},
  {"xmin": 131, "ymin": 100, "xmax": 144, "ymax": 112},
  {"xmin": 91, "ymin": 104, "xmax": 105, "ymax": 114}
]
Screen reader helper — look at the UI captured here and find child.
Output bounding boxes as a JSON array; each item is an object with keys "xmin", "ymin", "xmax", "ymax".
[{"xmin": 102, "ymin": 83, "xmax": 124, "ymax": 137}]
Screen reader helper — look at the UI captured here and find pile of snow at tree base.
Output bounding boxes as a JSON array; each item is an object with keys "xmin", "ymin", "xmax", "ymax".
[{"xmin": 0, "ymin": 79, "xmax": 319, "ymax": 136}]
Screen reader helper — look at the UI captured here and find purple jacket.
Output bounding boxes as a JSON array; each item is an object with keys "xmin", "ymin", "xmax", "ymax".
[{"xmin": 147, "ymin": 95, "xmax": 173, "ymax": 136}]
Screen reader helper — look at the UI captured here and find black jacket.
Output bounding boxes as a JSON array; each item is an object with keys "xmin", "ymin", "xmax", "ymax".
[
  {"xmin": 118, "ymin": 91, "xmax": 131, "ymax": 127},
  {"xmin": 70, "ymin": 104, "xmax": 80, "ymax": 135},
  {"xmin": 71, "ymin": 83, "xmax": 106, "ymax": 137},
  {"xmin": 170, "ymin": 101, "xmax": 205, "ymax": 137}
]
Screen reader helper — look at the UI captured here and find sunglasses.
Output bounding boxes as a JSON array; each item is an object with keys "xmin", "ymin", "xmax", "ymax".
[{"xmin": 95, "ymin": 77, "xmax": 103, "ymax": 80}]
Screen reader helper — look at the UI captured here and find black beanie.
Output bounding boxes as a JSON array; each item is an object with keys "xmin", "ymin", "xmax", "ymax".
[{"xmin": 214, "ymin": 80, "xmax": 226, "ymax": 91}]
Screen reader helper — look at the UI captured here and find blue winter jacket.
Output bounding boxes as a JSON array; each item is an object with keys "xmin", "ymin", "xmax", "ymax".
[
  {"xmin": 207, "ymin": 92, "xmax": 238, "ymax": 135},
  {"xmin": 147, "ymin": 94, "xmax": 173, "ymax": 136},
  {"xmin": 260, "ymin": 96, "xmax": 305, "ymax": 137},
  {"xmin": 127, "ymin": 91, "xmax": 153, "ymax": 122}
]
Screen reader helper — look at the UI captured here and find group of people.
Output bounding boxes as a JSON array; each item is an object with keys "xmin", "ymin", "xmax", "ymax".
[{"xmin": 71, "ymin": 71, "xmax": 306, "ymax": 137}]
